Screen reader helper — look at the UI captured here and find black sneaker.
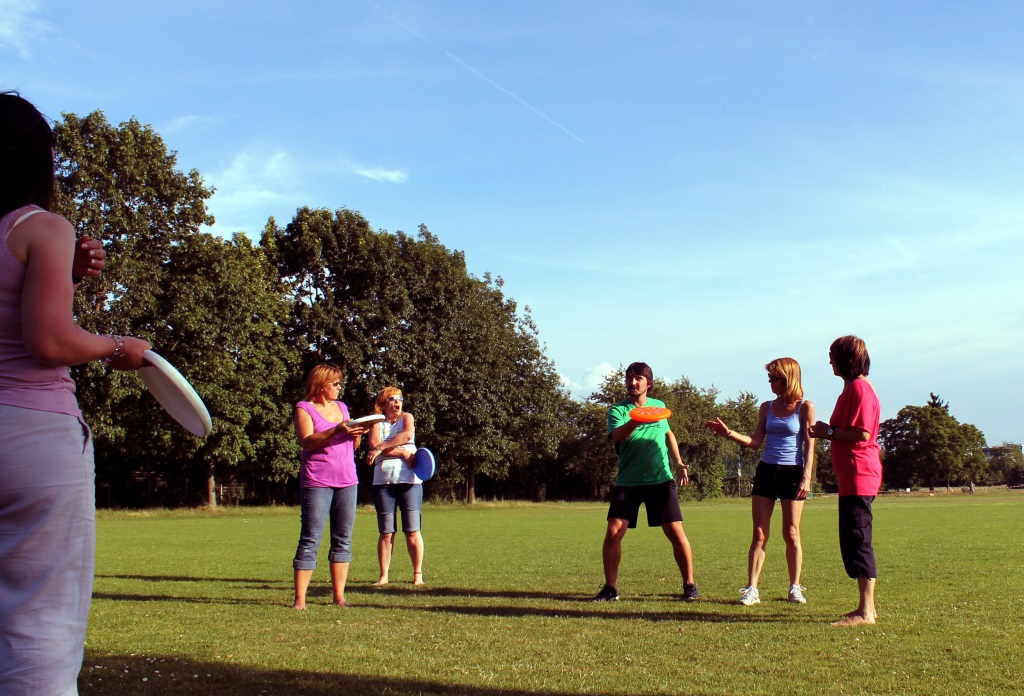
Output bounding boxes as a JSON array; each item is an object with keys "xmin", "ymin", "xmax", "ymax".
[
  {"xmin": 683, "ymin": 582, "xmax": 700, "ymax": 601},
  {"xmin": 591, "ymin": 584, "xmax": 619, "ymax": 602}
]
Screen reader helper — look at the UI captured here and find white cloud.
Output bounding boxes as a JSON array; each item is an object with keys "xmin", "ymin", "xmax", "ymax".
[
  {"xmin": 161, "ymin": 114, "xmax": 219, "ymax": 135},
  {"xmin": 561, "ymin": 361, "xmax": 617, "ymax": 399},
  {"xmin": 0, "ymin": 0, "xmax": 48, "ymax": 58},
  {"xmin": 349, "ymin": 164, "xmax": 408, "ymax": 183}
]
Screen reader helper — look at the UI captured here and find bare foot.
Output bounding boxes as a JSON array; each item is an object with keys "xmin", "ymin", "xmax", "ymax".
[
  {"xmin": 843, "ymin": 609, "xmax": 879, "ymax": 620},
  {"xmin": 832, "ymin": 612, "xmax": 876, "ymax": 627},
  {"xmin": 332, "ymin": 598, "xmax": 350, "ymax": 608},
  {"xmin": 373, "ymin": 577, "xmax": 389, "ymax": 586},
  {"xmin": 291, "ymin": 599, "xmax": 307, "ymax": 610},
  {"xmin": 412, "ymin": 571, "xmax": 424, "ymax": 586}
]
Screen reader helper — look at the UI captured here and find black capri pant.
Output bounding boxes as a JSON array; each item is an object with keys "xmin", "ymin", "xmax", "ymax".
[{"xmin": 838, "ymin": 495, "xmax": 877, "ymax": 579}]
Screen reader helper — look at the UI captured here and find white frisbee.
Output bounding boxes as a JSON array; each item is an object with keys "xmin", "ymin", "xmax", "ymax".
[
  {"xmin": 138, "ymin": 350, "xmax": 213, "ymax": 437},
  {"xmin": 346, "ymin": 414, "xmax": 386, "ymax": 426}
]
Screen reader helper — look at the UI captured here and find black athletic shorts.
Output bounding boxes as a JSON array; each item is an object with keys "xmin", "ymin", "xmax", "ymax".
[
  {"xmin": 751, "ymin": 462, "xmax": 806, "ymax": 500},
  {"xmin": 607, "ymin": 480, "xmax": 683, "ymax": 528}
]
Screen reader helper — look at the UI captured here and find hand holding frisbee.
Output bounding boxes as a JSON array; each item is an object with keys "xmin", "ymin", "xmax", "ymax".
[
  {"xmin": 137, "ymin": 350, "xmax": 213, "ymax": 436},
  {"xmin": 629, "ymin": 405, "xmax": 672, "ymax": 423}
]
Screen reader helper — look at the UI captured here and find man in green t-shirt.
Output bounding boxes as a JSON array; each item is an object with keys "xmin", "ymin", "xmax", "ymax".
[{"xmin": 592, "ymin": 362, "xmax": 700, "ymax": 602}]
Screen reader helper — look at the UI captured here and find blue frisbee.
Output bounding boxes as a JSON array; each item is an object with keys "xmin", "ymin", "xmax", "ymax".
[{"xmin": 413, "ymin": 448, "xmax": 436, "ymax": 481}]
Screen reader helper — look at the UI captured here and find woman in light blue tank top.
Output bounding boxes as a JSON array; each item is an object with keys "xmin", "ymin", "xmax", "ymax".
[{"xmin": 705, "ymin": 357, "xmax": 816, "ymax": 606}]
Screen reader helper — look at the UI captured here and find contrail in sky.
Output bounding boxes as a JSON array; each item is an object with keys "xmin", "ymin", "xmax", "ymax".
[{"xmin": 366, "ymin": 1, "xmax": 585, "ymax": 143}]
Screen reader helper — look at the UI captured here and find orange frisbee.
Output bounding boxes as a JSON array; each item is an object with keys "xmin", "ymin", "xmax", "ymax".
[{"xmin": 629, "ymin": 406, "xmax": 672, "ymax": 423}]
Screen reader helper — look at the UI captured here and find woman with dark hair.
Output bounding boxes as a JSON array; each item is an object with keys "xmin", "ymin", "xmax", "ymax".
[
  {"xmin": 366, "ymin": 386, "xmax": 424, "ymax": 586},
  {"xmin": 0, "ymin": 92, "xmax": 151, "ymax": 695},
  {"xmin": 809, "ymin": 335, "xmax": 882, "ymax": 626},
  {"xmin": 291, "ymin": 363, "xmax": 368, "ymax": 610},
  {"xmin": 706, "ymin": 357, "xmax": 816, "ymax": 605}
]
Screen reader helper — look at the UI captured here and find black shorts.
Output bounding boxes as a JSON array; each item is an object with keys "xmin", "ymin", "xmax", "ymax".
[
  {"xmin": 607, "ymin": 480, "xmax": 683, "ymax": 528},
  {"xmin": 838, "ymin": 495, "xmax": 877, "ymax": 579},
  {"xmin": 751, "ymin": 462, "xmax": 805, "ymax": 501}
]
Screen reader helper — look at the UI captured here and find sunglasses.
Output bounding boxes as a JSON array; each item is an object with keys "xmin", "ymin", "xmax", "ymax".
[
  {"xmin": 767, "ymin": 375, "xmax": 785, "ymax": 383},
  {"xmin": 386, "ymin": 396, "xmax": 404, "ymax": 403}
]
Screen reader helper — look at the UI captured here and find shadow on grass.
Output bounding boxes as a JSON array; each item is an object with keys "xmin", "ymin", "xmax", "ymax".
[
  {"xmin": 411, "ymin": 602, "xmax": 816, "ymax": 624},
  {"xmin": 350, "ymin": 584, "xmax": 582, "ymax": 601},
  {"xmin": 80, "ymin": 653, "xmax": 578, "ymax": 696},
  {"xmin": 92, "ymin": 575, "xmax": 819, "ymax": 624}
]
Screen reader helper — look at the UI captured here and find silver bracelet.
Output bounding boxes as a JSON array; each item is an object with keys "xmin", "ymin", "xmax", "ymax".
[{"xmin": 102, "ymin": 334, "xmax": 125, "ymax": 365}]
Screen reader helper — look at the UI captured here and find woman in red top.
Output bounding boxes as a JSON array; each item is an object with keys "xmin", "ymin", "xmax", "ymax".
[{"xmin": 809, "ymin": 335, "xmax": 881, "ymax": 627}]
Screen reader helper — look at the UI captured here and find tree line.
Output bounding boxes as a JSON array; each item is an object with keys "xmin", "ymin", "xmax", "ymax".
[{"xmin": 54, "ymin": 111, "xmax": 1019, "ymax": 507}]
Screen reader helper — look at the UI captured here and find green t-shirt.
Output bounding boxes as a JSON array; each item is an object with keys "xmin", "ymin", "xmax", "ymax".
[{"xmin": 607, "ymin": 397, "xmax": 672, "ymax": 486}]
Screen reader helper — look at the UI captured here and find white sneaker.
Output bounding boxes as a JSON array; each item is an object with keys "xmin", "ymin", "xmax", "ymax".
[
  {"xmin": 788, "ymin": 584, "xmax": 807, "ymax": 604},
  {"xmin": 738, "ymin": 585, "xmax": 760, "ymax": 605}
]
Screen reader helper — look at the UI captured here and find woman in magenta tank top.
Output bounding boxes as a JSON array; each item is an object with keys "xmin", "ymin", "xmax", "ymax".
[{"xmin": 290, "ymin": 363, "xmax": 370, "ymax": 610}]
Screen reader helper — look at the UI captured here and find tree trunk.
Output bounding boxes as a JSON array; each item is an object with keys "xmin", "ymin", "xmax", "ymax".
[
  {"xmin": 466, "ymin": 463, "xmax": 476, "ymax": 505},
  {"xmin": 206, "ymin": 461, "xmax": 217, "ymax": 508}
]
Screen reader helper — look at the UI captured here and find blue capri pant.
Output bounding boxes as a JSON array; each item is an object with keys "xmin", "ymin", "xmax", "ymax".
[
  {"xmin": 293, "ymin": 484, "xmax": 357, "ymax": 570},
  {"xmin": 372, "ymin": 483, "xmax": 423, "ymax": 534}
]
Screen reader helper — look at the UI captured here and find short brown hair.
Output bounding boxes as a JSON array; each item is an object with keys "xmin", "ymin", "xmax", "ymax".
[
  {"xmin": 830, "ymin": 336, "xmax": 870, "ymax": 380},
  {"xmin": 625, "ymin": 361, "xmax": 655, "ymax": 396},
  {"xmin": 304, "ymin": 363, "xmax": 342, "ymax": 401},
  {"xmin": 765, "ymin": 357, "xmax": 804, "ymax": 401},
  {"xmin": 373, "ymin": 386, "xmax": 402, "ymax": 415}
]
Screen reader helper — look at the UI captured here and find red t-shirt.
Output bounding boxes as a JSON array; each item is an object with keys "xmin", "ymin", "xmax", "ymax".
[{"xmin": 830, "ymin": 379, "xmax": 882, "ymax": 496}]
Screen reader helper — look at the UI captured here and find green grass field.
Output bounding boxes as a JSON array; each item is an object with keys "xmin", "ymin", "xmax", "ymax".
[{"xmin": 82, "ymin": 491, "xmax": 1024, "ymax": 695}]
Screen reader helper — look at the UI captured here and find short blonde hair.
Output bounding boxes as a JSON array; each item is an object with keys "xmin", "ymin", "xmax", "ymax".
[
  {"xmin": 373, "ymin": 386, "xmax": 403, "ymax": 415},
  {"xmin": 304, "ymin": 363, "xmax": 342, "ymax": 401},
  {"xmin": 765, "ymin": 357, "xmax": 804, "ymax": 402}
]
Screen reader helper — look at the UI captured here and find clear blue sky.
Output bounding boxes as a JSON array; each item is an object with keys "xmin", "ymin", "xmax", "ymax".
[{"xmin": 6, "ymin": 1, "xmax": 1023, "ymax": 445}]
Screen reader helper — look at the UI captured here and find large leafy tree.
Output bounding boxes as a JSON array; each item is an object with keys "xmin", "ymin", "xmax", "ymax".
[
  {"xmin": 986, "ymin": 443, "xmax": 1024, "ymax": 487},
  {"xmin": 880, "ymin": 394, "xmax": 987, "ymax": 489},
  {"xmin": 263, "ymin": 211, "xmax": 566, "ymax": 502},
  {"xmin": 55, "ymin": 111, "xmax": 294, "ymax": 506}
]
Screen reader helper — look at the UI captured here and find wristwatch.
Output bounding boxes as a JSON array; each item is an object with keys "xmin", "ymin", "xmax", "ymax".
[{"xmin": 826, "ymin": 427, "xmax": 835, "ymax": 439}]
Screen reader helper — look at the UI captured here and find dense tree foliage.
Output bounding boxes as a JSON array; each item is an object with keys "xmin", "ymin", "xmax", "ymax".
[
  {"xmin": 986, "ymin": 443, "xmax": 1024, "ymax": 487},
  {"xmin": 880, "ymin": 394, "xmax": 987, "ymax": 489},
  {"xmin": 56, "ymin": 112, "xmax": 296, "ymax": 506},
  {"xmin": 50, "ymin": 109, "xmax": 1014, "ymax": 506}
]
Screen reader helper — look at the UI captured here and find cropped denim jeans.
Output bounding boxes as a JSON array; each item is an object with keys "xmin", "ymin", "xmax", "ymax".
[{"xmin": 293, "ymin": 484, "xmax": 357, "ymax": 570}]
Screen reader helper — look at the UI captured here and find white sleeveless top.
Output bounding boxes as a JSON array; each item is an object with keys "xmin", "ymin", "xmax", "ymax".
[{"xmin": 372, "ymin": 416, "xmax": 420, "ymax": 485}]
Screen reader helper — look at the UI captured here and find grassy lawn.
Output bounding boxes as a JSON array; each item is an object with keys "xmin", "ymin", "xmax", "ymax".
[{"xmin": 82, "ymin": 490, "xmax": 1024, "ymax": 695}]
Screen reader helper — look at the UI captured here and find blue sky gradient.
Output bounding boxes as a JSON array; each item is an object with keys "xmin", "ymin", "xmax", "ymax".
[{"xmin": 5, "ymin": 0, "xmax": 1022, "ymax": 444}]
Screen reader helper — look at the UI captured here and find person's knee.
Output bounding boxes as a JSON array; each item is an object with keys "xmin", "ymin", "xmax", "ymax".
[
  {"xmin": 605, "ymin": 521, "xmax": 628, "ymax": 543},
  {"xmin": 380, "ymin": 532, "xmax": 395, "ymax": 544},
  {"xmin": 752, "ymin": 526, "xmax": 769, "ymax": 546},
  {"xmin": 783, "ymin": 526, "xmax": 800, "ymax": 546}
]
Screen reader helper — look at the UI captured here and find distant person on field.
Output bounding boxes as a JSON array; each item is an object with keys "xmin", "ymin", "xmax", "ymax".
[
  {"xmin": 0, "ymin": 91, "xmax": 151, "ymax": 695},
  {"xmin": 706, "ymin": 357, "xmax": 815, "ymax": 606},
  {"xmin": 809, "ymin": 336, "xmax": 882, "ymax": 627},
  {"xmin": 291, "ymin": 363, "xmax": 369, "ymax": 609},
  {"xmin": 366, "ymin": 386, "xmax": 425, "ymax": 586},
  {"xmin": 969, "ymin": 481, "xmax": 975, "ymax": 495},
  {"xmin": 592, "ymin": 362, "xmax": 699, "ymax": 602}
]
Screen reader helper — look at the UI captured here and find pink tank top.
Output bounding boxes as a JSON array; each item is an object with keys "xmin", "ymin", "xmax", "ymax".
[
  {"xmin": 295, "ymin": 400, "xmax": 358, "ymax": 488},
  {"xmin": 0, "ymin": 205, "xmax": 82, "ymax": 417}
]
